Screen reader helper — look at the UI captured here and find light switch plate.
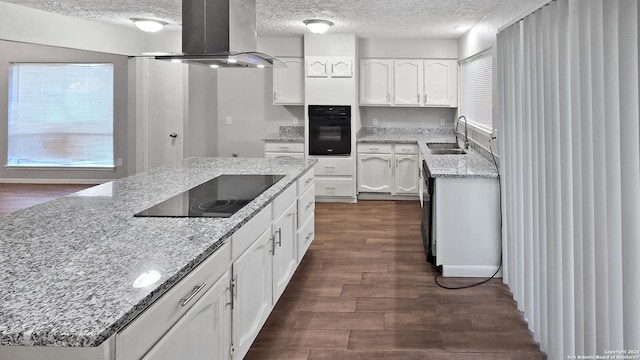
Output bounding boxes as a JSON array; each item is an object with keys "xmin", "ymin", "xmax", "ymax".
[
  {"xmin": 226, "ymin": 116, "xmax": 232, "ymax": 125},
  {"xmin": 373, "ymin": 118, "xmax": 378, "ymax": 126},
  {"xmin": 440, "ymin": 118, "xmax": 445, "ymax": 126},
  {"xmin": 293, "ymin": 117, "xmax": 299, "ymax": 125}
]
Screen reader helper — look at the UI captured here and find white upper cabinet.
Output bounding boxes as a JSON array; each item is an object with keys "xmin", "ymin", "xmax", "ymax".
[
  {"xmin": 423, "ymin": 59, "xmax": 458, "ymax": 107},
  {"xmin": 306, "ymin": 57, "xmax": 353, "ymax": 78},
  {"xmin": 393, "ymin": 59, "xmax": 423, "ymax": 106},
  {"xmin": 360, "ymin": 58, "xmax": 458, "ymax": 107},
  {"xmin": 360, "ymin": 59, "xmax": 392, "ymax": 105},
  {"xmin": 273, "ymin": 57, "xmax": 304, "ymax": 105}
]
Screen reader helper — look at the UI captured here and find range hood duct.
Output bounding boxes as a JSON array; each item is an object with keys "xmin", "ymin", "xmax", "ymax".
[{"xmin": 155, "ymin": 0, "xmax": 283, "ymax": 68}]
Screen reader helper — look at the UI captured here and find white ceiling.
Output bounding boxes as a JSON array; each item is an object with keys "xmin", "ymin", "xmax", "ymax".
[{"xmin": 0, "ymin": 0, "xmax": 539, "ymax": 39}]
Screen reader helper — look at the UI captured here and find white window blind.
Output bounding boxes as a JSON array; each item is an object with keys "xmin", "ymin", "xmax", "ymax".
[
  {"xmin": 459, "ymin": 51, "xmax": 493, "ymax": 132},
  {"xmin": 7, "ymin": 63, "xmax": 114, "ymax": 168}
]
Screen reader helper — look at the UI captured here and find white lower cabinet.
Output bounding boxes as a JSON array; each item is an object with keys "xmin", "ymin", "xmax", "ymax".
[
  {"xmin": 264, "ymin": 142, "xmax": 304, "ymax": 160},
  {"xmin": 272, "ymin": 201, "xmax": 298, "ymax": 303},
  {"xmin": 394, "ymin": 154, "xmax": 418, "ymax": 194},
  {"xmin": 357, "ymin": 154, "xmax": 392, "ymax": 192},
  {"xmin": 143, "ymin": 271, "xmax": 232, "ymax": 360},
  {"xmin": 231, "ymin": 228, "xmax": 273, "ymax": 360},
  {"xmin": 357, "ymin": 143, "xmax": 419, "ymax": 196}
]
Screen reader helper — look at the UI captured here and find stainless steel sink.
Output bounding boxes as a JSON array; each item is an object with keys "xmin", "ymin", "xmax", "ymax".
[
  {"xmin": 429, "ymin": 149, "xmax": 467, "ymax": 155},
  {"xmin": 427, "ymin": 143, "xmax": 461, "ymax": 150}
]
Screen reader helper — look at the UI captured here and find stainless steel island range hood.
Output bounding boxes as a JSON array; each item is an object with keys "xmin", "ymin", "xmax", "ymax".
[{"xmin": 155, "ymin": 0, "xmax": 282, "ymax": 68}]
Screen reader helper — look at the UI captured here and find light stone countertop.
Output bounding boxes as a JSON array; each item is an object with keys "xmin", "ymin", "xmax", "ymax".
[
  {"xmin": 357, "ymin": 127, "xmax": 499, "ymax": 179},
  {"xmin": 262, "ymin": 125, "xmax": 304, "ymax": 143},
  {"xmin": 0, "ymin": 157, "xmax": 316, "ymax": 347}
]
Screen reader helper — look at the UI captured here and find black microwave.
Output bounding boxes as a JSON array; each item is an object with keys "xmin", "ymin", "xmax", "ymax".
[{"xmin": 308, "ymin": 105, "xmax": 351, "ymax": 156}]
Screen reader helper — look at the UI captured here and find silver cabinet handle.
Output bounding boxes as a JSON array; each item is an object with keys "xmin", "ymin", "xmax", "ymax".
[
  {"xmin": 325, "ymin": 187, "xmax": 335, "ymax": 190},
  {"xmin": 388, "ymin": 159, "xmax": 391, "ymax": 168},
  {"xmin": 169, "ymin": 133, "xmax": 178, "ymax": 138},
  {"xmin": 396, "ymin": 158, "xmax": 399, "ymax": 168},
  {"xmin": 387, "ymin": 93, "xmax": 391, "ymax": 103},
  {"xmin": 304, "ymin": 177, "xmax": 313, "ymax": 185},
  {"xmin": 305, "ymin": 201, "xmax": 314, "ymax": 210},
  {"xmin": 417, "ymin": 94, "xmax": 420, "ymax": 103},
  {"xmin": 273, "ymin": 92, "xmax": 277, "ymax": 102},
  {"xmin": 276, "ymin": 228, "xmax": 282, "ymax": 247},
  {"xmin": 269, "ymin": 234, "xmax": 276, "ymax": 255},
  {"xmin": 180, "ymin": 283, "xmax": 207, "ymax": 307},
  {"xmin": 369, "ymin": 147, "xmax": 379, "ymax": 151},
  {"xmin": 279, "ymin": 146, "xmax": 289, "ymax": 151},
  {"xmin": 305, "ymin": 231, "xmax": 314, "ymax": 241},
  {"xmin": 424, "ymin": 94, "xmax": 427, "ymax": 103}
]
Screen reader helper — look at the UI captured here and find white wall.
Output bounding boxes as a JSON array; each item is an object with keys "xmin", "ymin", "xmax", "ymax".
[
  {"xmin": 457, "ymin": 0, "xmax": 552, "ymax": 155},
  {"xmin": 185, "ymin": 65, "xmax": 218, "ymax": 158}
]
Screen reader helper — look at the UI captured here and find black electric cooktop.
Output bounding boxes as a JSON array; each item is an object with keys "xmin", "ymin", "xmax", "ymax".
[{"xmin": 134, "ymin": 174, "xmax": 285, "ymax": 218}]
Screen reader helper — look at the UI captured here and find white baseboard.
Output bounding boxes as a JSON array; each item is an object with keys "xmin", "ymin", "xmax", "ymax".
[
  {"xmin": 441, "ymin": 265, "xmax": 503, "ymax": 278},
  {"xmin": 0, "ymin": 178, "xmax": 109, "ymax": 185}
]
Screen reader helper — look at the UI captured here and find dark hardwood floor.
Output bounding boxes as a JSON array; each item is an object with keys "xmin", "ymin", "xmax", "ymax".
[
  {"xmin": 0, "ymin": 183, "xmax": 93, "ymax": 216},
  {"xmin": 0, "ymin": 185, "xmax": 546, "ymax": 359},
  {"xmin": 247, "ymin": 201, "xmax": 547, "ymax": 360}
]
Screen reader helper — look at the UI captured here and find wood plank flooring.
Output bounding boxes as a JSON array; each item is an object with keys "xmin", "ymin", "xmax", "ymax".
[
  {"xmin": 0, "ymin": 183, "xmax": 93, "ymax": 216},
  {"xmin": 247, "ymin": 201, "xmax": 547, "ymax": 360}
]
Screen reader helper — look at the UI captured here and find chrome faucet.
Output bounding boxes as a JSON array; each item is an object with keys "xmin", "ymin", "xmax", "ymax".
[{"xmin": 455, "ymin": 116, "xmax": 469, "ymax": 149}]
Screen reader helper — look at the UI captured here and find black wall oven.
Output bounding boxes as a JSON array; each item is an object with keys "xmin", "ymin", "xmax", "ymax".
[{"xmin": 308, "ymin": 105, "xmax": 351, "ymax": 156}]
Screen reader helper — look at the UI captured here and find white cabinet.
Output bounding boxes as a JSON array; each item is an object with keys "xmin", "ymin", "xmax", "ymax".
[
  {"xmin": 360, "ymin": 58, "xmax": 458, "ymax": 107},
  {"xmin": 306, "ymin": 57, "xmax": 353, "ymax": 78},
  {"xmin": 143, "ymin": 271, "xmax": 232, "ymax": 360},
  {"xmin": 264, "ymin": 142, "xmax": 304, "ymax": 160},
  {"xmin": 231, "ymin": 227, "xmax": 273, "ymax": 360},
  {"xmin": 357, "ymin": 154, "xmax": 392, "ymax": 193},
  {"xmin": 424, "ymin": 59, "xmax": 458, "ymax": 107},
  {"xmin": 273, "ymin": 57, "xmax": 304, "ymax": 105},
  {"xmin": 271, "ymin": 197, "xmax": 298, "ymax": 303},
  {"xmin": 360, "ymin": 59, "xmax": 392, "ymax": 105},
  {"xmin": 357, "ymin": 143, "xmax": 419, "ymax": 196},
  {"xmin": 394, "ymin": 154, "xmax": 419, "ymax": 194},
  {"xmin": 393, "ymin": 59, "xmax": 422, "ymax": 106}
]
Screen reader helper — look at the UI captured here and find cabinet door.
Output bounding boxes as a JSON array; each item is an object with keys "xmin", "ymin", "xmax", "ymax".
[
  {"xmin": 306, "ymin": 58, "xmax": 328, "ymax": 77},
  {"xmin": 143, "ymin": 271, "xmax": 232, "ymax": 360},
  {"xmin": 232, "ymin": 228, "xmax": 273, "ymax": 360},
  {"xmin": 360, "ymin": 59, "xmax": 392, "ymax": 105},
  {"xmin": 424, "ymin": 60, "xmax": 458, "ymax": 107},
  {"xmin": 394, "ymin": 155, "xmax": 419, "ymax": 194},
  {"xmin": 393, "ymin": 60, "xmax": 422, "ymax": 105},
  {"xmin": 272, "ymin": 201, "xmax": 297, "ymax": 303},
  {"xmin": 357, "ymin": 154, "xmax": 392, "ymax": 193},
  {"xmin": 330, "ymin": 58, "xmax": 353, "ymax": 78},
  {"xmin": 273, "ymin": 57, "xmax": 304, "ymax": 105}
]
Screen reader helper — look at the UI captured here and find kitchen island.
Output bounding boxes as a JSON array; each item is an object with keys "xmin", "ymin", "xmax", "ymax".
[{"xmin": 0, "ymin": 157, "xmax": 316, "ymax": 359}]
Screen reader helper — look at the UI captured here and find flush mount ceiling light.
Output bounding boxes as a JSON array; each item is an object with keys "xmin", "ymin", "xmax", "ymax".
[
  {"xmin": 131, "ymin": 18, "xmax": 168, "ymax": 33},
  {"xmin": 303, "ymin": 19, "xmax": 334, "ymax": 34},
  {"xmin": 455, "ymin": 25, "xmax": 471, "ymax": 32}
]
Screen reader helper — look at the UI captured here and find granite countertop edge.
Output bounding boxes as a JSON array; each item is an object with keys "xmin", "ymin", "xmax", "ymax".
[{"xmin": 0, "ymin": 157, "xmax": 317, "ymax": 347}]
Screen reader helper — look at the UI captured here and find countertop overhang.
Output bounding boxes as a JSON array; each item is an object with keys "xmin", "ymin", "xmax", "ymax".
[{"xmin": 0, "ymin": 157, "xmax": 317, "ymax": 347}]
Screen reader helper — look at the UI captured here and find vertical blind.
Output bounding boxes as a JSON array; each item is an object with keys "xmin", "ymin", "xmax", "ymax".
[
  {"xmin": 459, "ymin": 51, "xmax": 493, "ymax": 131},
  {"xmin": 7, "ymin": 63, "xmax": 114, "ymax": 167},
  {"xmin": 497, "ymin": 0, "xmax": 640, "ymax": 359}
]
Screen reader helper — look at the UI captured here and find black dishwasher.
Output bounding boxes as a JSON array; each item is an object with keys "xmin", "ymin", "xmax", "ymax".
[{"xmin": 420, "ymin": 160, "xmax": 435, "ymax": 264}]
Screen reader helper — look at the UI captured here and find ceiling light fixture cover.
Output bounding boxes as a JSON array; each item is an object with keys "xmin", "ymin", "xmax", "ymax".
[
  {"xmin": 304, "ymin": 19, "xmax": 334, "ymax": 34},
  {"xmin": 131, "ymin": 18, "xmax": 167, "ymax": 33}
]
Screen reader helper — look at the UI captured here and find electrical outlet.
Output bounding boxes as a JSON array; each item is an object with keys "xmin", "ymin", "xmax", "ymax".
[
  {"xmin": 373, "ymin": 118, "xmax": 378, "ymax": 126},
  {"xmin": 116, "ymin": 158, "xmax": 123, "ymax": 167},
  {"xmin": 293, "ymin": 117, "xmax": 299, "ymax": 125},
  {"xmin": 440, "ymin": 118, "xmax": 445, "ymax": 126},
  {"xmin": 226, "ymin": 116, "xmax": 232, "ymax": 125}
]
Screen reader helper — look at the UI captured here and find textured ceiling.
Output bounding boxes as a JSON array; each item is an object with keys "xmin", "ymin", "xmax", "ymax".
[{"xmin": 1, "ymin": 0, "xmax": 526, "ymax": 38}]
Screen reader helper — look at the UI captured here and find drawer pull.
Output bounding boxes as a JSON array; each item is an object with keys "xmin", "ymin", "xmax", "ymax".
[
  {"xmin": 279, "ymin": 146, "xmax": 289, "ymax": 150},
  {"xmin": 180, "ymin": 283, "xmax": 207, "ymax": 307},
  {"xmin": 269, "ymin": 234, "xmax": 276, "ymax": 254},
  {"xmin": 325, "ymin": 187, "xmax": 335, "ymax": 190},
  {"xmin": 305, "ymin": 231, "xmax": 314, "ymax": 241},
  {"xmin": 276, "ymin": 228, "xmax": 282, "ymax": 247},
  {"xmin": 369, "ymin": 147, "xmax": 379, "ymax": 151},
  {"xmin": 304, "ymin": 177, "xmax": 313, "ymax": 185},
  {"xmin": 305, "ymin": 201, "xmax": 314, "ymax": 210}
]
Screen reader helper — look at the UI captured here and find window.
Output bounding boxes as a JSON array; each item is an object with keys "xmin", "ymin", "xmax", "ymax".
[
  {"xmin": 459, "ymin": 50, "xmax": 493, "ymax": 132},
  {"xmin": 7, "ymin": 63, "xmax": 114, "ymax": 168}
]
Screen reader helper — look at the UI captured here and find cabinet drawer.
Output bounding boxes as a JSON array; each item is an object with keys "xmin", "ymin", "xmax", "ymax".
[
  {"xmin": 394, "ymin": 144, "xmax": 418, "ymax": 154},
  {"xmin": 232, "ymin": 205, "xmax": 272, "ymax": 259},
  {"xmin": 314, "ymin": 157, "xmax": 353, "ymax": 176},
  {"xmin": 297, "ymin": 185, "xmax": 315, "ymax": 227},
  {"xmin": 273, "ymin": 183, "xmax": 297, "ymax": 217},
  {"xmin": 297, "ymin": 215, "xmax": 315, "ymax": 262},
  {"xmin": 315, "ymin": 177, "xmax": 354, "ymax": 197},
  {"xmin": 116, "ymin": 242, "xmax": 231, "ymax": 360},
  {"xmin": 264, "ymin": 143, "xmax": 304, "ymax": 153},
  {"xmin": 265, "ymin": 152, "xmax": 304, "ymax": 160},
  {"xmin": 357, "ymin": 143, "xmax": 392, "ymax": 154},
  {"xmin": 297, "ymin": 168, "xmax": 315, "ymax": 195}
]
